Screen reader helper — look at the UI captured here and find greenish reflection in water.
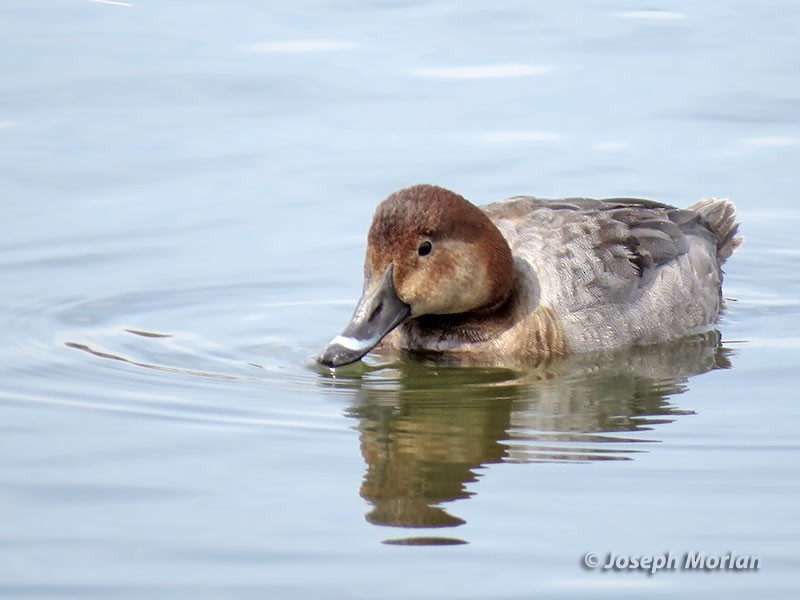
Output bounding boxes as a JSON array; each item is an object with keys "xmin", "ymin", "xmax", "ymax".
[{"xmin": 318, "ymin": 331, "xmax": 731, "ymax": 543}]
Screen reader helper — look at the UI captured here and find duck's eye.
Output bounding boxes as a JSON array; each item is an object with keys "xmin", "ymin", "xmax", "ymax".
[{"xmin": 418, "ymin": 240, "xmax": 432, "ymax": 257}]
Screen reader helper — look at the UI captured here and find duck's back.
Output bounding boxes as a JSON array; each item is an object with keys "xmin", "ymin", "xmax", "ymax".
[{"xmin": 482, "ymin": 196, "xmax": 741, "ymax": 352}]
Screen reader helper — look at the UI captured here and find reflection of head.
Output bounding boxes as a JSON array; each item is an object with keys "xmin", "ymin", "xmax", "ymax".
[
  {"xmin": 322, "ymin": 331, "xmax": 731, "ymax": 531},
  {"xmin": 354, "ymin": 389, "xmax": 512, "ymax": 529}
]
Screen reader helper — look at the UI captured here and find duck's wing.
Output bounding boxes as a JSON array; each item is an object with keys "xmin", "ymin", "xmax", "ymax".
[
  {"xmin": 483, "ymin": 196, "xmax": 740, "ymax": 349},
  {"xmin": 483, "ymin": 196, "xmax": 720, "ymax": 279}
]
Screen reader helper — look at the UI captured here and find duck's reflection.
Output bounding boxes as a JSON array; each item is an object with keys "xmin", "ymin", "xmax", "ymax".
[{"xmin": 318, "ymin": 331, "xmax": 731, "ymax": 538}]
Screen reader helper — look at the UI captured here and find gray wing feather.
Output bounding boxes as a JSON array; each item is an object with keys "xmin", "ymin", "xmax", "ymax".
[{"xmin": 484, "ymin": 196, "xmax": 717, "ymax": 277}]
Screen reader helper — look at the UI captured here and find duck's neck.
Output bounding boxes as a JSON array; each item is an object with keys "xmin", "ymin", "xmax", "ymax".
[{"xmin": 401, "ymin": 281, "xmax": 522, "ymax": 346}]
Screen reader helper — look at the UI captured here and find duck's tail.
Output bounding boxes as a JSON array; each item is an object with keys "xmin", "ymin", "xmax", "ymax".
[{"xmin": 689, "ymin": 198, "xmax": 743, "ymax": 264}]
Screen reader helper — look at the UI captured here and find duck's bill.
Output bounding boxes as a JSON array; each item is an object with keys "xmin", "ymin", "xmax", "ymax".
[{"xmin": 318, "ymin": 265, "xmax": 410, "ymax": 367}]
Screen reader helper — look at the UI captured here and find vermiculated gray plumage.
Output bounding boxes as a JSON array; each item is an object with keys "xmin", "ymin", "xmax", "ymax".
[{"xmin": 482, "ymin": 195, "xmax": 741, "ymax": 352}]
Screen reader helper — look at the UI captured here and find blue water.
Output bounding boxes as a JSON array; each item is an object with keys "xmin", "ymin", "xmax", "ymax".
[{"xmin": 2, "ymin": 1, "xmax": 799, "ymax": 598}]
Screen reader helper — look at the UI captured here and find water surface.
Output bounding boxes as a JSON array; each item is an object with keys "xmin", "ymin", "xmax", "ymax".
[{"xmin": 2, "ymin": 1, "xmax": 799, "ymax": 598}]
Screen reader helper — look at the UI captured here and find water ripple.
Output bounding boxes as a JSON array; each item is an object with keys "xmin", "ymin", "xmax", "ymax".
[{"xmin": 1, "ymin": 283, "xmax": 343, "ymax": 433}]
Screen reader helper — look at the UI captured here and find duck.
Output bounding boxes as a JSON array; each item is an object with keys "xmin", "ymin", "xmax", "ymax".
[{"xmin": 318, "ymin": 184, "xmax": 742, "ymax": 367}]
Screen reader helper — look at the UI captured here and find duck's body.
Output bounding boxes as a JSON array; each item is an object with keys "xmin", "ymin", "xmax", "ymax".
[{"xmin": 319, "ymin": 185, "xmax": 741, "ymax": 367}]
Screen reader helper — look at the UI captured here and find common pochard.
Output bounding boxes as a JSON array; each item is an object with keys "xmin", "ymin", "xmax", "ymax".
[{"xmin": 319, "ymin": 184, "xmax": 741, "ymax": 367}]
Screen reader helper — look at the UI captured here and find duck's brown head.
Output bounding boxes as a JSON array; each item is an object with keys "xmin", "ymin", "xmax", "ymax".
[{"xmin": 319, "ymin": 184, "xmax": 515, "ymax": 367}]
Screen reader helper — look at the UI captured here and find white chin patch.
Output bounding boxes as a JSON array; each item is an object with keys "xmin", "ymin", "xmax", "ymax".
[{"xmin": 327, "ymin": 334, "xmax": 378, "ymax": 352}]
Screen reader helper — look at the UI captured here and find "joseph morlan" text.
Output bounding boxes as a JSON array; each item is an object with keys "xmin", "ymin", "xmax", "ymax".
[{"xmin": 587, "ymin": 552, "xmax": 761, "ymax": 574}]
